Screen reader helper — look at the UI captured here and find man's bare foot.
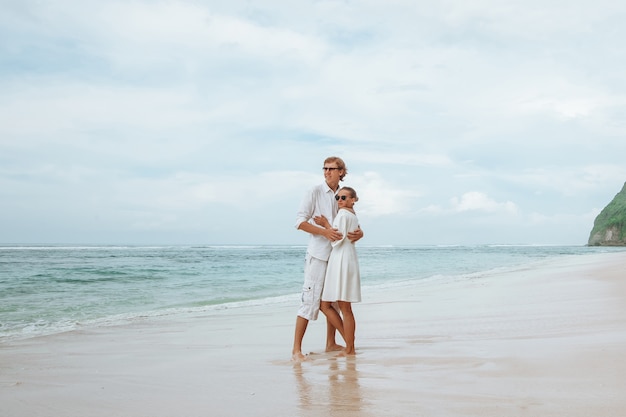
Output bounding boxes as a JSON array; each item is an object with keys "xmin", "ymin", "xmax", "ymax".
[
  {"xmin": 325, "ymin": 343, "xmax": 344, "ymax": 352},
  {"xmin": 291, "ymin": 352, "xmax": 308, "ymax": 362}
]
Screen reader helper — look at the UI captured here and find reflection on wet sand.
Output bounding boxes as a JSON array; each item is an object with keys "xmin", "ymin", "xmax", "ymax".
[
  {"xmin": 293, "ymin": 356, "xmax": 371, "ymax": 416},
  {"xmin": 293, "ymin": 361, "xmax": 314, "ymax": 412}
]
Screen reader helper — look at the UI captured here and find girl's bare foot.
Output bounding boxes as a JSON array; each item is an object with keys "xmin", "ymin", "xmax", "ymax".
[
  {"xmin": 325, "ymin": 343, "xmax": 344, "ymax": 352},
  {"xmin": 291, "ymin": 352, "xmax": 308, "ymax": 362},
  {"xmin": 336, "ymin": 348, "xmax": 356, "ymax": 357}
]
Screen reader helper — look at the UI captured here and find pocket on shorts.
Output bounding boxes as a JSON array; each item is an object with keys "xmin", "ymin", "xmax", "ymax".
[{"xmin": 301, "ymin": 280, "xmax": 318, "ymax": 304}]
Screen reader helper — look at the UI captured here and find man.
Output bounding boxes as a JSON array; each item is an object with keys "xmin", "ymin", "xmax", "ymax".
[{"xmin": 291, "ymin": 156, "xmax": 363, "ymax": 362}]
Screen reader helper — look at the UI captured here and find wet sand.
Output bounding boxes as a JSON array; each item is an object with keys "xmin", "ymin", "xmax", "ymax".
[{"xmin": 1, "ymin": 252, "xmax": 625, "ymax": 416}]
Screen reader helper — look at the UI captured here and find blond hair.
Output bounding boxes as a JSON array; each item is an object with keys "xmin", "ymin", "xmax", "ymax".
[{"xmin": 324, "ymin": 156, "xmax": 348, "ymax": 181}]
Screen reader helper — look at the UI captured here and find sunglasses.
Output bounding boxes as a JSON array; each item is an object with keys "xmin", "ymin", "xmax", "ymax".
[
  {"xmin": 323, "ymin": 167, "xmax": 340, "ymax": 171},
  {"xmin": 335, "ymin": 195, "xmax": 350, "ymax": 201}
]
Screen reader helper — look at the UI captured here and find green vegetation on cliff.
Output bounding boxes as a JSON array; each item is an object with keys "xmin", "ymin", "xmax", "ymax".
[{"xmin": 588, "ymin": 182, "xmax": 626, "ymax": 246}]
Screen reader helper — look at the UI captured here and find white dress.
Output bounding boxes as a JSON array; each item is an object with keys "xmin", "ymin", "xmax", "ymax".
[{"xmin": 321, "ymin": 208, "xmax": 361, "ymax": 303}]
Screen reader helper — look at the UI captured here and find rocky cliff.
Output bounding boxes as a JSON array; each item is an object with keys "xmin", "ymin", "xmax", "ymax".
[{"xmin": 588, "ymin": 182, "xmax": 626, "ymax": 246}]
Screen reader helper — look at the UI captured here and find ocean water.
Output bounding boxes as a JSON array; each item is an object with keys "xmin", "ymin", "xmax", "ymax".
[{"xmin": 1, "ymin": 244, "xmax": 624, "ymax": 342}]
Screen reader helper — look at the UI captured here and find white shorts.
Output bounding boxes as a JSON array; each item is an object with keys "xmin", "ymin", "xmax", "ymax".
[{"xmin": 297, "ymin": 253, "xmax": 327, "ymax": 321}]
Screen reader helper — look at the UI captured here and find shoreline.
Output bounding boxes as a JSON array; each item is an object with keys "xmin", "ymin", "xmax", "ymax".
[
  {"xmin": 1, "ymin": 252, "xmax": 625, "ymax": 416},
  {"xmin": 3, "ymin": 246, "xmax": 622, "ymax": 344}
]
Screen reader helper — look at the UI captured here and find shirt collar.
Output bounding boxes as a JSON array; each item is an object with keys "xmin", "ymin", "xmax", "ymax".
[{"xmin": 324, "ymin": 181, "xmax": 339, "ymax": 194}]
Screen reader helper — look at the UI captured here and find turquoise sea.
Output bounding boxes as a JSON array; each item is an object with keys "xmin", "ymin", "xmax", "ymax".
[{"xmin": 1, "ymin": 244, "xmax": 625, "ymax": 342}]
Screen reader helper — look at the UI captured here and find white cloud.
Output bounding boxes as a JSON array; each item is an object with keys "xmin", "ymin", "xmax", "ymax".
[
  {"xmin": 350, "ymin": 150, "xmax": 454, "ymax": 167},
  {"xmin": 450, "ymin": 192, "xmax": 519, "ymax": 214},
  {"xmin": 93, "ymin": 3, "xmax": 328, "ymax": 69},
  {"xmin": 0, "ymin": 82, "xmax": 206, "ymax": 137},
  {"xmin": 500, "ymin": 165, "xmax": 626, "ymax": 198},
  {"xmin": 350, "ymin": 172, "xmax": 421, "ymax": 217}
]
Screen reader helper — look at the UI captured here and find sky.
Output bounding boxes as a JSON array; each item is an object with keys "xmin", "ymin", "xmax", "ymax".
[{"xmin": 1, "ymin": 0, "xmax": 626, "ymax": 246}]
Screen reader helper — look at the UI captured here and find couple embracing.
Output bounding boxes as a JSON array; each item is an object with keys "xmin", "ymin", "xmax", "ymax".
[{"xmin": 291, "ymin": 156, "xmax": 363, "ymax": 362}]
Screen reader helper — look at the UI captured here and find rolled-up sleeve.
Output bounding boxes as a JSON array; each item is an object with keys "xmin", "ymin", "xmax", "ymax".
[{"xmin": 295, "ymin": 187, "xmax": 315, "ymax": 229}]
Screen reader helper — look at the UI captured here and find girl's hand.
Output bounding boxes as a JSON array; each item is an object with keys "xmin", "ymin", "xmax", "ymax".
[{"xmin": 314, "ymin": 215, "xmax": 331, "ymax": 229}]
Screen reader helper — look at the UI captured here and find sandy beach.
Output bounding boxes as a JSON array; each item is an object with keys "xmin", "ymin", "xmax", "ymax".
[{"xmin": 1, "ymin": 251, "xmax": 625, "ymax": 417}]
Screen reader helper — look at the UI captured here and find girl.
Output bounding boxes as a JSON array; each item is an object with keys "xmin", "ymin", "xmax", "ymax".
[{"xmin": 320, "ymin": 186, "xmax": 361, "ymax": 355}]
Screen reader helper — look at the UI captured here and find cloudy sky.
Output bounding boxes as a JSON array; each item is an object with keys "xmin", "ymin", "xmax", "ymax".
[{"xmin": 1, "ymin": 0, "xmax": 625, "ymax": 246}]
